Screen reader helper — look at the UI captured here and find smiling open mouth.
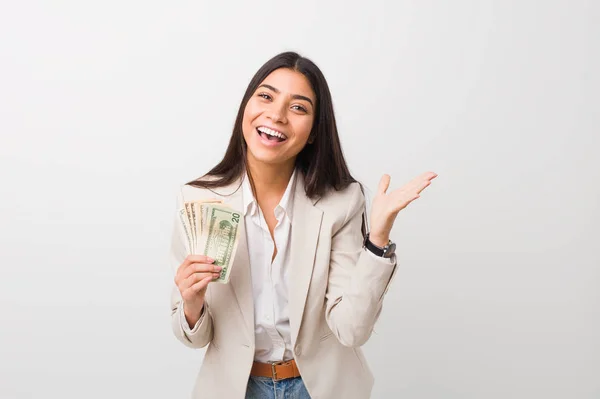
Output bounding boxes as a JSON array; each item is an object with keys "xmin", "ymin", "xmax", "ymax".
[{"xmin": 257, "ymin": 126, "xmax": 287, "ymax": 143}]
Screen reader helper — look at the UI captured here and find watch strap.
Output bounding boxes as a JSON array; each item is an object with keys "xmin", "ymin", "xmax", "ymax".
[
  {"xmin": 365, "ymin": 237, "xmax": 386, "ymax": 257},
  {"xmin": 364, "ymin": 232, "xmax": 397, "ymax": 258}
]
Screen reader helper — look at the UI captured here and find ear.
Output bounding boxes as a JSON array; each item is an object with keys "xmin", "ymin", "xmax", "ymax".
[{"xmin": 308, "ymin": 134, "xmax": 315, "ymax": 144}]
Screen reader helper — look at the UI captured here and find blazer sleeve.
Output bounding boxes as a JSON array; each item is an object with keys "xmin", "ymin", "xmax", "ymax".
[
  {"xmin": 324, "ymin": 184, "xmax": 399, "ymax": 347},
  {"xmin": 169, "ymin": 189, "xmax": 214, "ymax": 349}
]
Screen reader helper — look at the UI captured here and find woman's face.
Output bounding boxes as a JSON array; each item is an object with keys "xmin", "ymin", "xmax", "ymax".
[{"xmin": 242, "ymin": 68, "xmax": 316, "ymax": 169}]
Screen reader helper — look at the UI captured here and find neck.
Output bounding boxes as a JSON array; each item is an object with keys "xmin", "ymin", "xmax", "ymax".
[{"xmin": 246, "ymin": 157, "xmax": 295, "ymax": 200}]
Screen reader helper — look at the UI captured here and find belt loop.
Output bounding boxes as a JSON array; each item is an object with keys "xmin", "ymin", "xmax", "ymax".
[{"xmin": 271, "ymin": 362, "xmax": 277, "ymax": 381}]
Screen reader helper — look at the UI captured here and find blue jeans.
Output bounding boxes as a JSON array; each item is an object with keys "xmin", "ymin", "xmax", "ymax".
[{"xmin": 245, "ymin": 375, "xmax": 311, "ymax": 399}]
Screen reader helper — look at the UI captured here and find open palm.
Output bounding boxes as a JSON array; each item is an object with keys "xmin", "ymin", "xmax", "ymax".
[{"xmin": 369, "ymin": 171, "xmax": 438, "ymax": 246}]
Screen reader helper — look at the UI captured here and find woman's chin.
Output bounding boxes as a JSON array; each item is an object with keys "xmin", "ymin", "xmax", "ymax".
[
  {"xmin": 250, "ymin": 154, "xmax": 284, "ymax": 166},
  {"xmin": 247, "ymin": 149, "xmax": 294, "ymax": 167}
]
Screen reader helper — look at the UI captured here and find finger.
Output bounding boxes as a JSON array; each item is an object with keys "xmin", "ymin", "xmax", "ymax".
[
  {"xmin": 176, "ymin": 255, "xmax": 213, "ymax": 276},
  {"xmin": 181, "ymin": 272, "xmax": 219, "ymax": 291},
  {"xmin": 392, "ymin": 182, "xmax": 428, "ymax": 204},
  {"xmin": 182, "ymin": 276, "xmax": 213, "ymax": 299},
  {"xmin": 378, "ymin": 174, "xmax": 391, "ymax": 194},
  {"xmin": 177, "ymin": 255, "xmax": 215, "ymax": 278},
  {"xmin": 405, "ymin": 172, "xmax": 436, "ymax": 193},
  {"xmin": 186, "ymin": 255, "xmax": 215, "ymax": 265},
  {"xmin": 415, "ymin": 171, "xmax": 437, "ymax": 193},
  {"xmin": 424, "ymin": 171, "xmax": 438, "ymax": 180},
  {"xmin": 190, "ymin": 276, "xmax": 215, "ymax": 293},
  {"xmin": 413, "ymin": 171, "xmax": 437, "ymax": 184},
  {"xmin": 390, "ymin": 184, "xmax": 420, "ymax": 201},
  {"xmin": 181, "ymin": 262, "xmax": 222, "ymax": 280},
  {"xmin": 182, "ymin": 272, "xmax": 205, "ymax": 290},
  {"xmin": 415, "ymin": 180, "xmax": 432, "ymax": 195},
  {"xmin": 392, "ymin": 194, "xmax": 420, "ymax": 213},
  {"xmin": 192, "ymin": 262, "xmax": 222, "ymax": 274},
  {"xmin": 185, "ymin": 271, "xmax": 218, "ymax": 286}
]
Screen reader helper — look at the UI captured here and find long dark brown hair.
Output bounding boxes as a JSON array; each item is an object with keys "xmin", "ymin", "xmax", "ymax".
[{"xmin": 187, "ymin": 51, "xmax": 358, "ymax": 199}]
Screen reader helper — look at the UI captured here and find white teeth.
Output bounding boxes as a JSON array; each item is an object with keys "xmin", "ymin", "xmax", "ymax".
[{"xmin": 258, "ymin": 126, "xmax": 286, "ymax": 139}]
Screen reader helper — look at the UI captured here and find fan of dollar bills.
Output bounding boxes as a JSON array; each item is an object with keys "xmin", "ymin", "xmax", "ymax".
[{"xmin": 179, "ymin": 199, "xmax": 242, "ymax": 284}]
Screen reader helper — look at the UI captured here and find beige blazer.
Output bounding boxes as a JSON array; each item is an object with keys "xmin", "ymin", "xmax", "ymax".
[{"xmin": 169, "ymin": 173, "xmax": 398, "ymax": 399}]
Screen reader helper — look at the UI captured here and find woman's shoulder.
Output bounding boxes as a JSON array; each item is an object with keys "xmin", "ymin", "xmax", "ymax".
[
  {"xmin": 316, "ymin": 181, "xmax": 365, "ymax": 218},
  {"xmin": 319, "ymin": 181, "xmax": 363, "ymax": 201}
]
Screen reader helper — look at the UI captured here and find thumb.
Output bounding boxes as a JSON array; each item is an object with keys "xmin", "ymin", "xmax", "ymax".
[{"xmin": 378, "ymin": 174, "xmax": 391, "ymax": 195}]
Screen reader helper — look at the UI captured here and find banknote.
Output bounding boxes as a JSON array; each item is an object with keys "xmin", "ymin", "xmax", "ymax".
[
  {"xmin": 179, "ymin": 199, "xmax": 222, "ymax": 253},
  {"xmin": 178, "ymin": 208, "xmax": 193, "ymax": 255},
  {"xmin": 193, "ymin": 202, "xmax": 202, "ymax": 254},
  {"xmin": 200, "ymin": 204, "xmax": 241, "ymax": 284},
  {"xmin": 185, "ymin": 202, "xmax": 196, "ymax": 254},
  {"xmin": 178, "ymin": 198, "xmax": 240, "ymax": 284}
]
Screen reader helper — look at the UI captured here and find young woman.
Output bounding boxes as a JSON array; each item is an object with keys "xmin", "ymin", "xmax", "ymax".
[{"xmin": 170, "ymin": 51, "xmax": 437, "ymax": 399}]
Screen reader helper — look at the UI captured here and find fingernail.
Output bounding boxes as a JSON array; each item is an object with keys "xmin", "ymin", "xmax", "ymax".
[
  {"xmin": 215, "ymin": 266, "xmax": 222, "ymax": 271},
  {"xmin": 206, "ymin": 257, "xmax": 215, "ymax": 263}
]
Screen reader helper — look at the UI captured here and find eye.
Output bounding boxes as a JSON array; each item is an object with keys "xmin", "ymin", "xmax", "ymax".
[
  {"xmin": 292, "ymin": 104, "xmax": 308, "ymax": 113},
  {"xmin": 257, "ymin": 92, "xmax": 272, "ymax": 100}
]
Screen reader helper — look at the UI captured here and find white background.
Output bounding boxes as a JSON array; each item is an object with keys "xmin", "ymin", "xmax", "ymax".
[{"xmin": 1, "ymin": 1, "xmax": 598, "ymax": 398}]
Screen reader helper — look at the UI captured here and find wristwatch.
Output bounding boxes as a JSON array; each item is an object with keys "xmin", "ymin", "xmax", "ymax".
[{"xmin": 364, "ymin": 233, "xmax": 396, "ymax": 258}]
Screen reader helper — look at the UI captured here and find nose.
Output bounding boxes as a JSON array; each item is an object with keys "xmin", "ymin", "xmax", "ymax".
[{"xmin": 266, "ymin": 101, "xmax": 287, "ymax": 124}]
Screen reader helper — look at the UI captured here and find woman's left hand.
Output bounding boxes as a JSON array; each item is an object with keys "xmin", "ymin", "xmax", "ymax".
[{"xmin": 368, "ymin": 171, "xmax": 438, "ymax": 247}]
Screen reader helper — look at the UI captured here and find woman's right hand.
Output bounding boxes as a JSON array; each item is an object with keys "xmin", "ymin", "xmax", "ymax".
[{"xmin": 174, "ymin": 255, "xmax": 222, "ymax": 327}]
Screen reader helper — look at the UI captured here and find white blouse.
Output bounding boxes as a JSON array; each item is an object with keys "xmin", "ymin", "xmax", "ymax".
[{"xmin": 241, "ymin": 169, "xmax": 296, "ymax": 363}]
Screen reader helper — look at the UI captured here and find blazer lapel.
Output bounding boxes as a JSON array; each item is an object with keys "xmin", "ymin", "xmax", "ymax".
[
  {"xmin": 289, "ymin": 177, "xmax": 324, "ymax": 345},
  {"xmin": 219, "ymin": 179, "xmax": 255, "ymax": 341}
]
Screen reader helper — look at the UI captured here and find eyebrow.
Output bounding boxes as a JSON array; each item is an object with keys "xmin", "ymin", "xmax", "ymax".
[{"xmin": 258, "ymin": 84, "xmax": 314, "ymax": 107}]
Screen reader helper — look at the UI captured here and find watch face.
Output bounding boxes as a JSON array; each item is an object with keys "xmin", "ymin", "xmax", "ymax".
[{"xmin": 385, "ymin": 243, "xmax": 396, "ymax": 257}]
